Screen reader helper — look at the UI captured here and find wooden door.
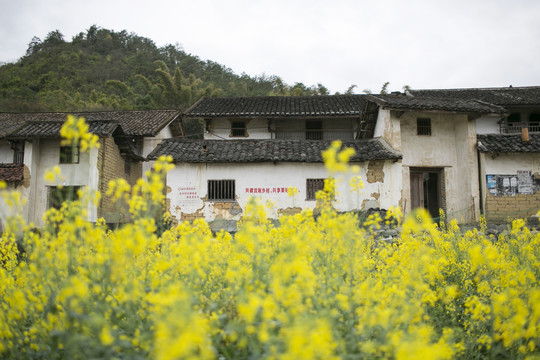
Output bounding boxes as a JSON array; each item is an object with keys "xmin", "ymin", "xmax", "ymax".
[{"xmin": 410, "ymin": 172, "xmax": 424, "ymax": 209}]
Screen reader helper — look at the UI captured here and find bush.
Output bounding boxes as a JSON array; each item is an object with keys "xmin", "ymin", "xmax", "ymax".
[{"xmin": 0, "ymin": 118, "xmax": 539, "ymax": 359}]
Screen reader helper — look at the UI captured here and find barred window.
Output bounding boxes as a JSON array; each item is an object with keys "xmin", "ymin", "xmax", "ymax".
[
  {"xmin": 231, "ymin": 121, "xmax": 246, "ymax": 137},
  {"xmin": 306, "ymin": 178, "xmax": 325, "ymax": 200},
  {"xmin": 417, "ymin": 118, "xmax": 431, "ymax": 136},
  {"xmin": 306, "ymin": 120, "xmax": 323, "ymax": 140},
  {"xmin": 11, "ymin": 141, "xmax": 24, "ymax": 164},
  {"xmin": 60, "ymin": 144, "xmax": 80, "ymax": 164},
  {"xmin": 208, "ymin": 180, "xmax": 235, "ymax": 201}
]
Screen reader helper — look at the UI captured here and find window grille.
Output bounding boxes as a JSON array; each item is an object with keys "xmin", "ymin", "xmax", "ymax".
[
  {"xmin": 231, "ymin": 121, "xmax": 246, "ymax": 137},
  {"xmin": 60, "ymin": 145, "xmax": 80, "ymax": 164},
  {"xmin": 529, "ymin": 113, "xmax": 540, "ymax": 133},
  {"xmin": 417, "ymin": 118, "xmax": 431, "ymax": 135},
  {"xmin": 11, "ymin": 141, "xmax": 24, "ymax": 164},
  {"xmin": 208, "ymin": 180, "xmax": 235, "ymax": 201},
  {"xmin": 306, "ymin": 178, "xmax": 325, "ymax": 200},
  {"xmin": 306, "ymin": 120, "xmax": 323, "ymax": 140}
]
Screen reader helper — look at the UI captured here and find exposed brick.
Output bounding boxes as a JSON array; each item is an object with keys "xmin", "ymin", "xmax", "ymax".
[
  {"xmin": 98, "ymin": 137, "xmax": 143, "ymax": 223},
  {"xmin": 485, "ymin": 191, "xmax": 540, "ymax": 222}
]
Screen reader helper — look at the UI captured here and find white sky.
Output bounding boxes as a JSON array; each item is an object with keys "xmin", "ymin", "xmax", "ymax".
[{"xmin": 1, "ymin": 0, "xmax": 539, "ymax": 94}]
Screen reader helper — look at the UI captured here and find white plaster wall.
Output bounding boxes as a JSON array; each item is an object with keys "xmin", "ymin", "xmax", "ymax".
[
  {"xmin": 482, "ymin": 153, "xmax": 540, "ymax": 175},
  {"xmin": 143, "ymin": 126, "xmax": 173, "ymax": 179},
  {"xmin": 143, "ymin": 127, "xmax": 172, "ymax": 158},
  {"xmin": 476, "ymin": 115, "xmax": 502, "ymax": 134},
  {"xmin": 205, "ymin": 118, "xmax": 271, "ymax": 140},
  {"xmin": 373, "ymin": 109, "xmax": 401, "ymax": 150},
  {"xmin": 399, "ymin": 112, "xmax": 479, "ymax": 222},
  {"xmin": 167, "ymin": 161, "xmax": 402, "ymax": 223},
  {"xmin": 0, "ymin": 141, "xmax": 12, "ymax": 163},
  {"xmin": 31, "ymin": 139, "xmax": 99, "ymax": 226}
]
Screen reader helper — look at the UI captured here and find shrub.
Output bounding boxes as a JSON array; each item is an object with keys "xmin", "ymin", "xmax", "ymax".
[{"xmin": 0, "ymin": 118, "xmax": 538, "ymax": 359}]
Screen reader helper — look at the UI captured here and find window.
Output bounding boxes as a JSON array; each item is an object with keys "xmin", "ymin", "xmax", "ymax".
[
  {"xmin": 306, "ymin": 120, "xmax": 323, "ymax": 140},
  {"xmin": 11, "ymin": 141, "xmax": 24, "ymax": 164},
  {"xmin": 417, "ymin": 118, "xmax": 431, "ymax": 135},
  {"xmin": 208, "ymin": 180, "xmax": 235, "ymax": 201},
  {"xmin": 48, "ymin": 186, "xmax": 81, "ymax": 209},
  {"xmin": 60, "ymin": 145, "xmax": 79, "ymax": 164},
  {"xmin": 507, "ymin": 113, "xmax": 521, "ymax": 123},
  {"xmin": 306, "ymin": 178, "xmax": 325, "ymax": 200},
  {"xmin": 231, "ymin": 121, "xmax": 246, "ymax": 137},
  {"xmin": 529, "ymin": 113, "xmax": 540, "ymax": 132}
]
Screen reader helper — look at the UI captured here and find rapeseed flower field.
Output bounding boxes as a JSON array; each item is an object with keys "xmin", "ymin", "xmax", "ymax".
[{"xmin": 0, "ymin": 117, "xmax": 539, "ymax": 359}]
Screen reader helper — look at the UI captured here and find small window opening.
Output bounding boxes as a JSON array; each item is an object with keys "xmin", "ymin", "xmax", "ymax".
[
  {"xmin": 11, "ymin": 141, "xmax": 24, "ymax": 164},
  {"xmin": 417, "ymin": 118, "xmax": 431, "ymax": 136},
  {"xmin": 529, "ymin": 113, "xmax": 540, "ymax": 132},
  {"xmin": 208, "ymin": 180, "xmax": 235, "ymax": 201},
  {"xmin": 306, "ymin": 178, "xmax": 325, "ymax": 200},
  {"xmin": 507, "ymin": 113, "xmax": 521, "ymax": 123},
  {"xmin": 306, "ymin": 120, "xmax": 323, "ymax": 140},
  {"xmin": 231, "ymin": 121, "xmax": 246, "ymax": 137},
  {"xmin": 60, "ymin": 144, "xmax": 80, "ymax": 164}
]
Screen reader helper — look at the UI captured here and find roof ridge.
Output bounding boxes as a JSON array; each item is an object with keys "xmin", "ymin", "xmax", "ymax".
[{"xmin": 412, "ymin": 85, "xmax": 540, "ymax": 92}]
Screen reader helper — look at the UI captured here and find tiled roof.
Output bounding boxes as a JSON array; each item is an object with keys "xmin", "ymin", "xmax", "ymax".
[
  {"xmin": 477, "ymin": 133, "xmax": 540, "ymax": 153},
  {"xmin": 148, "ymin": 138, "xmax": 402, "ymax": 163},
  {"xmin": 183, "ymin": 95, "xmax": 369, "ymax": 118},
  {"xmin": 367, "ymin": 94, "xmax": 507, "ymax": 114},
  {"xmin": 8, "ymin": 121, "xmax": 118, "ymax": 139},
  {"xmin": 0, "ymin": 110, "xmax": 180, "ymax": 137},
  {"xmin": 410, "ymin": 86, "xmax": 540, "ymax": 106},
  {"xmin": 0, "ymin": 163, "xmax": 24, "ymax": 182},
  {"xmin": 0, "ymin": 114, "xmax": 29, "ymax": 137}
]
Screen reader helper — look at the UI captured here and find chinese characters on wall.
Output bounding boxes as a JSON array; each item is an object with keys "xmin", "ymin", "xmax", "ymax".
[{"xmin": 245, "ymin": 187, "xmax": 296, "ymax": 194}]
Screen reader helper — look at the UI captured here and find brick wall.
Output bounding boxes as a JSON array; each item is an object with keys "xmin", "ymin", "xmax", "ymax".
[
  {"xmin": 485, "ymin": 192, "xmax": 540, "ymax": 222},
  {"xmin": 97, "ymin": 137, "xmax": 143, "ymax": 223}
]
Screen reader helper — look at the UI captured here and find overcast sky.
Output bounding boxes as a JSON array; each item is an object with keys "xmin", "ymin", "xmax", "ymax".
[{"xmin": 1, "ymin": 0, "xmax": 539, "ymax": 94}]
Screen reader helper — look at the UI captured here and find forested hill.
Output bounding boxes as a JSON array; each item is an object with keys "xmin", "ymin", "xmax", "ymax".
[{"xmin": 0, "ymin": 26, "xmax": 345, "ymax": 113}]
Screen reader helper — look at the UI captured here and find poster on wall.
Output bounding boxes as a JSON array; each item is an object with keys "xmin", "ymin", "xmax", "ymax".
[
  {"xmin": 487, "ymin": 172, "xmax": 536, "ymax": 196},
  {"xmin": 517, "ymin": 171, "xmax": 535, "ymax": 195}
]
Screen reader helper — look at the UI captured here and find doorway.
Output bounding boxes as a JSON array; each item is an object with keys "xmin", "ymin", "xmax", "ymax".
[{"xmin": 410, "ymin": 168, "xmax": 443, "ymax": 219}]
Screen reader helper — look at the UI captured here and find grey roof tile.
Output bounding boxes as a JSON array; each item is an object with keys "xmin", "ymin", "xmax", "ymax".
[
  {"xmin": 0, "ymin": 110, "xmax": 180, "ymax": 138},
  {"xmin": 8, "ymin": 121, "xmax": 118, "ymax": 139},
  {"xmin": 410, "ymin": 86, "xmax": 540, "ymax": 106},
  {"xmin": 477, "ymin": 133, "xmax": 540, "ymax": 153},
  {"xmin": 368, "ymin": 94, "xmax": 506, "ymax": 114},
  {"xmin": 148, "ymin": 138, "xmax": 402, "ymax": 163},
  {"xmin": 183, "ymin": 95, "xmax": 369, "ymax": 118}
]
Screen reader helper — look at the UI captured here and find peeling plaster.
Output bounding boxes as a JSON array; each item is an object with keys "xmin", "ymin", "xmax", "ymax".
[
  {"xmin": 277, "ymin": 207, "xmax": 302, "ymax": 216},
  {"xmin": 366, "ymin": 161, "xmax": 385, "ymax": 183}
]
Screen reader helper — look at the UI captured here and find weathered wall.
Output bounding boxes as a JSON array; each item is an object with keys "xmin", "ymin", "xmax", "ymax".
[
  {"xmin": 142, "ymin": 126, "xmax": 172, "ymax": 180},
  {"xmin": 398, "ymin": 111, "xmax": 480, "ymax": 223},
  {"xmin": 29, "ymin": 139, "xmax": 99, "ymax": 226},
  {"xmin": 0, "ymin": 141, "xmax": 32, "ymax": 233},
  {"xmin": 166, "ymin": 161, "xmax": 402, "ymax": 227},
  {"xmin": 0, "ymin": 141, "xmax": 12, "ymax": 163},
  {"xmin": 480, "ymin": 152, "xmax": 540, "ymax": 222},
  {"xmin": 476, "ymin": 114, "xmax": 502, "ymax": 134},
  {"xmin": 98, "ymin": 137, "xmax": 142, "ymax": 224},
  {"xmin": 373, "ymin": 109, "xmax": 401, "ymax": 151}
]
